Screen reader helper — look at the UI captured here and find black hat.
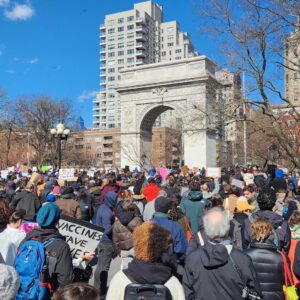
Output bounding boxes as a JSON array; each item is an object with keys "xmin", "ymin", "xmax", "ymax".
[{"xmin": 155, "ymin": 197, "xmax": 172, "ymax": 213}]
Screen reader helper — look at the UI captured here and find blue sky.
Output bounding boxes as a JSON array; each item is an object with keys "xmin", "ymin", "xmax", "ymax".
[{"xmin": 0, "ymin": 0, "xmax": 224, "ymax": 128}]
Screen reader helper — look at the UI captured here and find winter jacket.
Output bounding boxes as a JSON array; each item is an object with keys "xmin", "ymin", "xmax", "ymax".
[
  {"xmin": 143, "ymin": 199, "xmax": 156, "ymax": 221},
  {"xmin": 56, "ymin": 194, "xmax": 81, "ymax": 219},
  {"xmin": 183, "ymin": 241, "xmax": 261, "ymax": 300},
  {"xmin": 142, "ymin": 183, "xmax": 161, "ymax": 202},
  {"xmin": 202, "ymin": 179, "xmax": 220, "ymax": 200},
  {"xmin": 231, "ymin": 212, "xmax": 249, "ymax": 249},
  {"xmin": 244, "ymin": 240, "xmax": 284, "ymax": 300},
  {"xmin": 99, "ymin": 184, "xmax": 119, "ymax": 205},
  {"xmin": 113, "ymin": 217, "xmax": 143, "ymax": 250},
  {"xmin": 22, "ymin": 227, "xmax": 74, "ymax": 291},
  {"xmin": 10, "ymin": 190, "xmax": 41, "ymax": 221},
  {"xmin": 78, "ymin": 193, "xmax": 93, "ymax": 221},
  {"xmin": 39, "ymin": 188, "xmax": 52, "ymax": 203},
  {"xmin": 89, "ymin": 186, "xmax": 102, "ymax": 224},
  {"xmin": 152, "ymin": 212, "xmax": 187, "ymax": 257},
  {"xmin": 106, "ymin": 259, "xmax": 184, "ymax": 300},
  {"xmin": 95, "ymin": 191, "xmax": 117, "ymax": 243},
  {"xmin": 180, "ymin": 191, "xmax": 207, "ymax": 233},
  {"xmin": 242, "ymin": 210, "xmax": 291, "ymax": 252}
]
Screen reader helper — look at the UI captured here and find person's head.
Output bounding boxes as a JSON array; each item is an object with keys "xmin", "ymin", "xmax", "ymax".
[
  {"xmin": 203, "ymin": 207, "xmax": 230, "ymax": 241},
  {"xmin": 36, "ymin": 203, "xmax": 61, "ymax": 228},
  {"xmin": 108, "ymin": 175, "xmax": 116, "ymax": 186},
  {"xmin": 189, "ymin": 181, "xmax": 200, "ymax": 192},
  {"xmin": 222, "ymin": 183, "xmax": 231, "ymax": 193},
  {"xmin": 0, "ymin": 198, "xmax": 11, "ymax": 230},
  {"xmin": 250, "ymin": 218, "xmax": 273, "ymax": 242},
  {"xmin": 154, "ymin": 196, "xmax": 173, "ymax": 213},
  {"xmin": 0, "ymin": 264, "xmax": 20, "ymax": 300},
  {"xmin": 46, "ymin": 194, "xmax": 57, "ymax": 203},
  {"xmin": 230, "ymin": 185, "xmax": 240, "ymax": 196},
  {"xmin": 26, "ymin": 183, "xmax": 35, "ymax": 193},
  {"xmin": 288, "ymin": 210, "xmax": 300, "ymax": 227},
  {"xmin": 147, "ymin": 177, "xmax": 155, "ymax": 184},
  {"xmin": 118, "ymin": 190, "xmax": 132, "ymax": 201},
  {"xmin": 257, "ymin": 187, "xmax": 276, "ymax": 211},
  {"xmin": 168, "ymin": 177, "xmax": 175, "ymax": 187},
  {"xmin": 133, "ymin": 221, "xmax": 172, "ymax": 263},
  {"xmin": 201, "ymin": 183, "xmax": 209, "ymax": 192},
  {"xmin": 53, "ymin": 283, "xmax": 99, "ymax": 300},
  {"xmin": 9, "ymin": 209, "xmax": 26, "ymax": 229},
  {"xmin": 243, "ymin": 185, "xmax": 255, "ymax": 200},
  {"xmin": 121, "ymin": 199, "xmax": 136, "ymax": 212}
]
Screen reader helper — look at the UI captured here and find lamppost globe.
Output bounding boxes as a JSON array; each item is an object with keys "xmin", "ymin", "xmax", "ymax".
[
  {"xmin": 56, "ymin": 123, "xmax": 65, "ymax": 131},
  {"xmin": 50, "ymin": 128, "xmax": 57, "ymax": 135},
  {"xmin": 56, "ymin": 128, "xmax": 64, "ymax": 135},
  {"xmin": 63, "ymin": 129, "xmax": 70, "ymax": 136}
]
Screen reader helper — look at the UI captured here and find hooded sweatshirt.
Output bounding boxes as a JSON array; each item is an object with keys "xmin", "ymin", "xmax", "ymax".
[
  {"xmin": 183, "ymin": 241, "xmax": 261, "ymax": 300},
  {"xmin": 95, "ymin": 191, "xmax": 117, "ymax": 243},
  {"xmin": 180, "ymin": 191, "xmax": 207, "ymax": 233}
]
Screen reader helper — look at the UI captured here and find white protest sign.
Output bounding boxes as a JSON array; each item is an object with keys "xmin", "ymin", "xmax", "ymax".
[
  {"xmin": 0, "ymin": 170, "xmax": 9, "ymax": 179},
  {"xmin": 231, "ymin": 178, "xmax": 244, "ymax": 189},
  {"xmin": 87, "ymin": 170, "xmax": 95, "ymax": 178},
  {"xmin": 59, "ymin": 168, "xmax": 75, "ymax": 180},
  {"xmin": 58, "ymin": 215, "xmax": 103, "ymax": 259},
  {"xmin": 206, "ymin": 167, "xmax": 221, "ymax": 178}
]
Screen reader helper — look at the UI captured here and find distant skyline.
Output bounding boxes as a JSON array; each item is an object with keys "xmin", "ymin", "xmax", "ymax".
[{"xmin": 0, "ymin": 0, "xmax": 285, "ymax": 128}]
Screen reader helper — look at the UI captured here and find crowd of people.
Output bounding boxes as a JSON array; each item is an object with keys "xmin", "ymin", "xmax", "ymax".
[{"xmin": 0, "ymin": 165, "xmax": 299, "ymax": 299}]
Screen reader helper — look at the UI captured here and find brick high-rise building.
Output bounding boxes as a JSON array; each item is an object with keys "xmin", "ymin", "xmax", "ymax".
[{"xmin": 93, "ymin": 1, "xmax": 198, "ymax": 129}]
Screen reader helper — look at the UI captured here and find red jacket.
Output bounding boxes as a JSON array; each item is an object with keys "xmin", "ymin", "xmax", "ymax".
[{"xmin": 142, "ymin": 183, "xmax": 160, "ymax": 202}]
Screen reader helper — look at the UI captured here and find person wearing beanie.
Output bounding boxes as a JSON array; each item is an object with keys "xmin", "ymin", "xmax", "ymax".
[
  {"xmin": 152, "ymin": 196, "xmax": 187, "ymax": 261},
  {"xmin": 242, "ymin": 187, "xmax": 291, "ymax": 252},
  {"xmin": 56, "ymin": 186, "xmax": 81, "ymax": 219},
  {"xmin": 43, "ymin": 193, "xmax": 57, "ymax": 205},
  {"xmin": 20, "ymin": 203, "xmax": 74, "ymax": 291},
  {"xmin": 0, "ymin": 264, "xmax": 20, "ymax": 300}
]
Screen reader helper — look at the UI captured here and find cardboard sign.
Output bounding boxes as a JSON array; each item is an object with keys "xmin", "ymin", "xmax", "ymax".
[
  {"xmin": 181, "ymin": 166, "xmax": 189, "ymax": 175},
  {"xmin": 57, "ymin": 215, "xmax": 104, "ymax": 259},
  {"xmin": 206, "ymin": 167, "xmax": 221, "ymax": 178},
  {"xmin": 231, "ymin": 178, "xmax": 244, "ymax": 189},
  {"xmin": 59, "ymin": 168, "xmax": 75, "ymax": 180},
  {"xmin": 27, "ymin": 172, "xmax": 42, "ymax": 186}
]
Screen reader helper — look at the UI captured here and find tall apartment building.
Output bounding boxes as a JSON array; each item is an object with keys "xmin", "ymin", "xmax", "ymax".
[
  {"xmin": 93, "ymin": 1, "xmax": 198, "ymax": 129},
  {"xmin": 285, "ymin": 24, "xmax": 300, "ymax": 105}
]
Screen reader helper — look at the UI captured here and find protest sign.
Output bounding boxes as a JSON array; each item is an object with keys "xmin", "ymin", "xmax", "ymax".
[
  {"xmin": 41, "ymin": 166, "xmax": 49, "ymax": 172},
  {"xmin": 32, "ymin": 166, "xmax": 38, "ymax": 172},
  {"xmin": 159, "ymin": 167, "xmax": 169, "ymax": 181},
  {"xmin": 231, "ymin": 178, "xmax": 244, "ymax": 189},
  {"xmin": 8, "ymin": 166, "xmax": 15, "ymax": 172},
  {"xmin": 58, "ymin": 215, "xmax": 104, "ymax": 259},
  {"xmin": 181, "ymin": 166, "xmax": 189, "ymax": 175},
  {"xmin": 59, "ymin": 168, "xmax": 75, "ymax": 180},
  {"xmin": 87, "ymin": 170, "xmax": 95, "ymax": 178},
  {"xmin": 27, "ymin": 172, "xmax": 42, "ymax": 186},
  {"xmin": 206, "ymin": 167, "xmax": 221, "ymax": 178},
  {"xmin": 0, "ymin": 170, "xmax": 9, "ymax": 179}
]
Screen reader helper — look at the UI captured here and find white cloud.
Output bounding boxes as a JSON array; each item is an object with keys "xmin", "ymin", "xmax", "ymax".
[
  {"xmin": 27, "ymin": 57, "xmax": 38, "ymax": 64},
  {"xmin": 5, "ymin": 4, "xmax": 35, "ymax": 21},
  {"xmin": 77, "ymin": 90, "xmax": 98, "ymax": 102},
  {"xmin": 0, "ymin": 0, "xmax": 9, "ymax": 7}
]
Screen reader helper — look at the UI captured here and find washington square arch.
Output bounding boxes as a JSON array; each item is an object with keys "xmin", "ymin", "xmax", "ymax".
[{"xmin": 117, "ymin": 56, "xmax": 219, "ymax": 170}]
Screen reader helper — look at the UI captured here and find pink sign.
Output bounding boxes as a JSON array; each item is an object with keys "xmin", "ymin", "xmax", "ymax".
[
  {"xmin": 159, "ymin": 167, "xmax": 169, "ymax": 181},
  {"xmin": 20, "ymin": 222, "xmax": 39, "ymax": 234}
]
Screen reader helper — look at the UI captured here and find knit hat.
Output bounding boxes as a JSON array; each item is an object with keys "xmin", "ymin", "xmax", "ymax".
[
  {"xmin": 52, "ymin": 186, "xmax": 61, "ymax": 196},
  {"xmin": 275, "ymin": 169, "xmax": 284, "ymax": 179},
  {"xmin": 154, "ymin": 196, "xmax": 172, "ymax": 213},
  {"xmin": 46, "ymin": 194, "xmax": 57, "ymax": 203},
  {"xmin": 36, "ymin": 203, "xmax": 61, "ymax": 228},
  {"xmin": 0, "ymin": 264, "xmax": 20, "ymax": 300}
]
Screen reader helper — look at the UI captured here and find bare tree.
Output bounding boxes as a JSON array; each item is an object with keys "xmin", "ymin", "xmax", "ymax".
[
  {"xmin": 16, "ymin": 96, "xmax": 73, "ymax": 166},
  {"xmin": 195, "ymin": 0, "xmax": 300, "ymax": 167}
]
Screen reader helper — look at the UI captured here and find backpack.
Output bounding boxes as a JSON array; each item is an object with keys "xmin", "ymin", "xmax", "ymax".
[
  {"xmin": 15, "ymin": 238, "xmax": 59, "ymax": 300},
  {"xmin": 124, "ymin": 274, "xmax": 172, "ymax": 300}
]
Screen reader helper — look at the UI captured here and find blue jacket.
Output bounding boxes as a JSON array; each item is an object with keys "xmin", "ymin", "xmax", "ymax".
[
  {"xmin": 152, "ymin": 212, "xmax": 187, "ymax": 256},
  {"xmin": 95, "ymin": 191, "xmax": 117, "ymax": 243}
]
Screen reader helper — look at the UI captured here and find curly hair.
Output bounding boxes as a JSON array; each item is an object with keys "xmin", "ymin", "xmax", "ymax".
[
  {"xmin": 288, "ymin": 210, "xmax": 300, "ymax": 227},
  {"xmin": 250, "ymin": 218, "xmax": 273, "ymax": 242},
  {"xmin": 53, "ymin": 283, "xmax": 99, "ymax": 300},
  {"xmin": 257, "ymin": 187, "xmax": 276, "ymax": 210},
  {"xmin": 118, "ymin": 190, "xmax": 132, "ymax": 201},
  {"xmin": 0, "ymin": 198, "xmax": 12, "ymax": 230},
  {"xmin": 133, "ymin": 221, "xmax": 171, "ymax": 263}
]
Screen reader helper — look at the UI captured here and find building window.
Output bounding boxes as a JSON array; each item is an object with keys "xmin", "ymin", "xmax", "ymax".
[
  {"xmin": 127, "ymin": 41, "xmax": 134, "ymax": 47},
  {"xmin": 167, "ymin": 42, "xmax": 174, "ymax": 47},
  {"xmin": 108, "ymin": 94, "xmax": 115, "ymax": 98},
  {"xmin": 118, "ymin": 18, "xmax": 124, "ymax": 24},
  {"xmin": 118, "ymin": 59, "xmax": 124, "ymax": 64},
  {"xmin": 108, "ymin": 124, "xmax": 115, "ymax": 128},
  {"xmin": 175, "ymin": 49, "xmax": 182, "ymax": 53},
  {"xmin": 161, "ymin": 51, "xmax": 166, "ymax": 56},
  {"xmin": 108, "ymin": 37, "xmax": 115, "ymax": 42},
  {"xmin": 175, "ymin": 56, "xmax": 181, "ymax": 60},
  {"xmin": 127, "ymin": 57, "xmax": 134, "ymax": 63},
  {"xmin": 127, "ymin": 16, "xmax": 134, "ymax": 22},
  {"xmin": 167, "ymin": 27, "xmax": 174, "ymax": 33},
  {"xmin": 127, "ymin": 33, "xmax": 134, "ymax": 39},
  {"xmin": 118, "ymin": 43, "xmax": 124, "ymax": 48},
  {"xmin": 108, "ymin": 29, "xmax": 114, "ymax": 34},
  {"xmin": 168, "ymin": 35, "xmax": 174, "ymax": 40},
  {"xmin": 108, "ymin": 76, "xmax": 115, "ymax": 81},
  {"xmin": 127, "ymin": 25, "xmax": 134, "ymax": 30},
  {"xmin": 127, "ymin": 49, "xmax": 134, "ymax": 54},
  {"xmin": 118, "ymin": 35, "xmax": 124, "ymax": 40},
  {"xmin": 108, "ymin": 68, "xmax": 115, "ymax": 73},
  {"xmin": 118, "ymin": 66, "xmax": 124, "ymax": 71},
  {"xmin": 118, "ymin": 27, "xmax": 124, "ymax": 32},
  {"xmin": 169, "ymin": 50, "xmax": 172, "ymax": 55},
  {"xmin": 107, "ymin": 60, "xmax": 115, "ymax": 65},
  {"xmin": 108, "ymin": 52, "xmax": 115, "ymax": 57},
  {"xmin": 118, "ymin": 50, "xmax": 124, "ymax": 56},
  {"xmin": 108, "ymin": 44, "xmax": 115, "ymax": 50}
]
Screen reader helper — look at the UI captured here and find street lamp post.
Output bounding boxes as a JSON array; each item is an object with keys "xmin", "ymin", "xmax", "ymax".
[{"xmin": 50, "ymin": 123, "xmax": 70, "ymax": 170}]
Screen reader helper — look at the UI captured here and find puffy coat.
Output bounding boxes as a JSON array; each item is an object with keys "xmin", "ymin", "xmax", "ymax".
[
  {"xmin": 183, "ymin": 241, "xmax": 261, "ymax": 300},
  {"xmin": 180, "ymin": 191, "xmax": 207, "ymax": 233},
  {"xmin": 113, "ymin": 217, "xmax": 143, "ymax": 250},
  {"xmin": 244, "ymin": 241, "xmax": 284, "ymax": 300},
  {"xmin": 242, "ymin": 210, "xmax": 291, "ymax": 252},
  {"xmin": 56, "ymin": 194, "xmax": 81, "ymax": 219}
]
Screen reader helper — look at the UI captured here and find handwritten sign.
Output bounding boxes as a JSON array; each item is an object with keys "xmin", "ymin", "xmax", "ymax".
[
  {"xmin": 231, "ymin": 178, "xmax": 244, "ymax": 189},
  {"xmin": 57, "ymin": 215, "xmax": 104, "ymax": 259},
  {"xmin": 87, "ymin": 170, "xmax": 95, "ymax": 178},
  {"xmin": 0, "ymin": 170, "xmax": 9, "ymax": 179},
  {"xmin": 59, "ymin": 168, "xmax": 75, "ymax": 180},
  {"xmin": 206, "ymin": 167, "xmax": 221, "ymax": 178}
]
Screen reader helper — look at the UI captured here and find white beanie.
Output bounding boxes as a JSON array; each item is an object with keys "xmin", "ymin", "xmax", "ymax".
[{"xmin": 0, "ymin": 264, "xmax": 20, "ymax": 300}]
